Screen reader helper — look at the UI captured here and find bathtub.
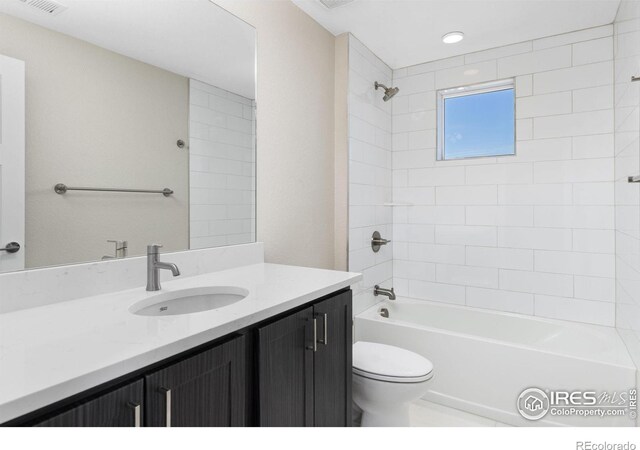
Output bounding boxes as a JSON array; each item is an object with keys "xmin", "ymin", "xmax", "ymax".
[{"xmin": 355, "ymin": 298, "xmax": 638, "ymax": 427}]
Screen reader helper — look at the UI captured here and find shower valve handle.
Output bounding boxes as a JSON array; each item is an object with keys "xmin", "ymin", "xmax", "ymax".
[{"xmin": 371, "ymin": 231, "xmax": 390, "ymax": 253}]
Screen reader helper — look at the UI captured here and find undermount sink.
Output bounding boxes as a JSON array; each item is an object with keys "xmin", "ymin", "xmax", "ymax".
[{"xmin": 130, "ymin": 286, "xmax": 249, "ymax": 316}]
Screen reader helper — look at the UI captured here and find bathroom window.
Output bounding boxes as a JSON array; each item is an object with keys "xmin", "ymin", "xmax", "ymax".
[{"xmin": 436, "ymin": 79, "xmax": 515, "ymax": 160}]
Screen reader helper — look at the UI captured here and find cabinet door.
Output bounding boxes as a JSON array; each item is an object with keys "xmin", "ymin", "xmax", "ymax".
[
  {"xmin": 35, "ymin": 379, "xmax": 143, "ymax": 427},
  {"xmin": 145, "ymin": 335, "xmax": 246, "ymax": 427},
  {"xmin": 313, "ymin": 290, "xmax": 352, "ymax": 427},
  {"xmin": 33, "ymin": 408, "xmax": 80, "ymax": 427},
  {"xmin": 257, "ymin": 307, "xmax": 315, "ymax": 426}
]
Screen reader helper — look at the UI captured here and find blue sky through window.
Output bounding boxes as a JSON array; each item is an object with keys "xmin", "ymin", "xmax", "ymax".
[{"xmin": 443, "ymin": 88, "xmax": 515, "ymax": 160}]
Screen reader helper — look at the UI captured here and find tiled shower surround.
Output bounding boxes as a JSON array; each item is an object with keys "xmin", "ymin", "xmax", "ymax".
[
  {"xmin": 391, "ymin": 26, "xmax": 617, "ymax": 326},
  {"xmin": 349, "ymin": 24, "xmax": 623, "ymax": 326},
  {"xmin": 390, "ymin": 26, "xmax": 616, "ymax": 326},
  {"xmin": 189, "ymin": 80, "xmax": 256, "ymax": 250},
  {"xmin": 348, "ymin": 36, "xmax": 394, "ymax": 315},
  {"xmin": 614, "ymin": 0, "xmax": 640, "ymax": 361}
]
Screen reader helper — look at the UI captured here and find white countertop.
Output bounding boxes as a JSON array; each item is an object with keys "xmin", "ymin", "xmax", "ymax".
[{"xmin": 0, "ymin": 263, "xmax": 361, "ymax": 423}]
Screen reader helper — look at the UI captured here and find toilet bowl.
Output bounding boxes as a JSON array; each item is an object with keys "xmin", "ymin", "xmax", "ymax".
[{"xmin": 352, "ymin": 341, "xmax": 434, "ymax": 427}]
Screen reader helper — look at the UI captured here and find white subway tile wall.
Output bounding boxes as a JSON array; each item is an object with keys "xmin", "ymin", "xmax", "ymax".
[
  {"xmin": 189, "ymin": 80, "xmax": 256, "ymax": 249},
  {"xmin": 347, "ymin": 35, "xmax": 394, "ymax": 314},
  {"xmin": 614, "ymin": 1, "xmax": 640, "ymax": 356},
  {"xmin": 390, "ymin": 25, "xmax": 616, "ymax": 326}
]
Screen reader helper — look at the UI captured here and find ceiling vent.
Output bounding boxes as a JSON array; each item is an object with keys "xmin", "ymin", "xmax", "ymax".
[
  {"xmin": 318, "ymin": 0, "xmax": 355, "ymax": 9},
  {"xmin": 18, "ymin": 0, "xmax": 67, "ymax": 16}
]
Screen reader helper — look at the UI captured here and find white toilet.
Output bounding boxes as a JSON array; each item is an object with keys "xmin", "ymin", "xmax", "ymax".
[{"xmin": 352, "ymin": 341, "xmax": 434, "ymax": 427}]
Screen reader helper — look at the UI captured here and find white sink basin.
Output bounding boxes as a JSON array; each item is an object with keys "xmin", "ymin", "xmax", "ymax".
[{"xmin": 130, "ymin": 286, "xmax": 249, "ymax": 316}]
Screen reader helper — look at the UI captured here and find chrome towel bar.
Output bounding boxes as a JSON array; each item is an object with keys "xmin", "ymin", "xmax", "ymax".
[
  {"xmin": 629, "ymin": 176, "xmax": 640, "ymax": 183},
  {"xmin": 54, "ymin": 183, "xmax": 173, "ymax": 197}
]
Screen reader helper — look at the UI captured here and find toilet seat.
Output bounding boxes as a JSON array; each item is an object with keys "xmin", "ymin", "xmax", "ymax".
[{"xmin": 353, "ymin": 341, "xmax": 434, "ymax": 383}]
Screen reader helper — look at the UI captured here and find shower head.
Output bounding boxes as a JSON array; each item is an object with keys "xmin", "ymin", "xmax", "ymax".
[
  {"xmin": 383, "ymin": 87, "xmax": 399, "ymax": 101},
  {"xmin": 374, "ymin": 81, "xmax": 399, "ymax": 101}
]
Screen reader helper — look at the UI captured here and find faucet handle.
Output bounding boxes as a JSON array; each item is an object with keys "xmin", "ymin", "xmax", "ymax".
[
  {"xmin": 108, "ymin": 240, "xmax": 127, "ymax": 249},
  {"xmin": 147, "ymin": 244, "xmax": 163, "ymax": 254},
  {"xmin": 106, "ymin": 240, "xmax": 128, "ymax": 259}
]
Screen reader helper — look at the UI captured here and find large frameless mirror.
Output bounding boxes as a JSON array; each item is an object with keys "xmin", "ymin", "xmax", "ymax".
[{"xmin": 0, "ymin": 0, "xmax": 256, "ymax": 273}]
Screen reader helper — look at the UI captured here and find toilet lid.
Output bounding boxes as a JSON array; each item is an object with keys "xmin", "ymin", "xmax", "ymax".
[{"xmin": 352, "ymin": 341, "xmax": 434, "ymax": 383}]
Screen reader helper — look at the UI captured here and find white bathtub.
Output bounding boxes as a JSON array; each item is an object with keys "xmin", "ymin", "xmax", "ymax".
[{"xmin": 355, "ymin": 298, "xmax": 638, "ymax": 427}]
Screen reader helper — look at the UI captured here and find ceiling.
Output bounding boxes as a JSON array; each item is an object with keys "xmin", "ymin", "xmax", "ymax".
[
  {"xmin": 0, "ymin": 0, "xmax": 256, "ymax": 99},
  {"xmin": 292, "ymin": 0, "xmax": 622, "ymax": 69}
]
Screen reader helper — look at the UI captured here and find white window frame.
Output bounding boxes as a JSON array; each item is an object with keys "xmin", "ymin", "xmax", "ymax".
[{"xmin": 436, "ymin": 78, "xmax": 516, "ymax": 161}]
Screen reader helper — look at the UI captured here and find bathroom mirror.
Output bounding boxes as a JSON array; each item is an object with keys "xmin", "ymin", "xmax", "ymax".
[{"xmin": 0, "ymin": 0, "xmax": 256, "ymax": 272}]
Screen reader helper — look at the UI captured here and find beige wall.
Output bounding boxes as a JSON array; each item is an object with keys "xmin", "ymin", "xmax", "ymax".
[
  {"xmin": 0, "ymin": 13, "xmax": 189, "ymax": 268},
  {"xmin": 334, "ymin": 34, "xmax": 349, "ymax": 271},
  {"xmin": 214, "ymin": 0, "xmax": 339, "ymax": 270}
]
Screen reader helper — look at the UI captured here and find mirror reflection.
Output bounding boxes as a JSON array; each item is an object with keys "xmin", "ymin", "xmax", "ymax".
[{"xmin": 0, "ymin": 0, "xmax": 256, "ymax": 272}]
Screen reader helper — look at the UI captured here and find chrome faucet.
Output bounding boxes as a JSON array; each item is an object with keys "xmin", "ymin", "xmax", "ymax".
[
  {"xmin": 146, "ymin": 244, "xmax": 180, "ymax": 291},
  {"xmin": 374, "ymin": 285, "xmax": 396, "ymax": 300}
]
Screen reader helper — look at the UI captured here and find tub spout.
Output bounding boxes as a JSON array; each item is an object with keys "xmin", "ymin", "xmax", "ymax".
[{"xmin": 374, "ymin": 285, "xmax": 396, "ymax": 300}]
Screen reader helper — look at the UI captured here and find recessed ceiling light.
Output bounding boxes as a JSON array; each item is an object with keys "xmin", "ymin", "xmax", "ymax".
[
  {"xmin": 318, "ymin": 0, "xmax": 355, "ymax": 9},
  {"xmin": 442, "ymin": 31, "xmax": 464, "ymax": 44}
]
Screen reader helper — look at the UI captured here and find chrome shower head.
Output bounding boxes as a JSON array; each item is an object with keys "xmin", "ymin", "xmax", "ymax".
[
  {"xmin": 374, "ymin": 81, "xmax": 399, "ymax": 101},
  {"xmin": 383, "ymin": 87, "xmax": 399, "ymax": 101}
]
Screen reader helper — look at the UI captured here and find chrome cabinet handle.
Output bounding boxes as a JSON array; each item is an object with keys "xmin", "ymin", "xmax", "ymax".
[
  {"xmin": 306, "ymin": 318, "xmax": 318, "ymax": 352},
  {"xmin": 318, "ymin": 313, "xmax": 328, "ymax": 346},
  {"xmin": 160, "ymin": 388, "xmax": 171, "ymax": 427},
  {"xmin": 0, "ymin": 242, "xmax": 20, "ymax": 254},
  {"xmin": 312, "ymin": 318, "xmax": 317, "ymax": 352},
  {"xmin": 128, "ymin": 402, "xmax": 141, "ymax": 427}
]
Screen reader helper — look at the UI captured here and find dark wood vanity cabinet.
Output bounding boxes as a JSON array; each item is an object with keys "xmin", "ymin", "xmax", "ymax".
[
  {"xmin": 11, "ymin": 289, "xmax": 352, "ymax": 428},
  {"xmin": 145, "ymin": 335, "xmax": 246, "ymax": 427},
  {"xmin": 312, "ymin": 290, "xmax": 353, "ymax": 427},
  {"xmin": 257, "ymin": 307, "xmax": 315, "ymax": 426},
  {"xmin": 34, "ymin": 379, "xmax": 144, "ymax": 427},
  {"xmin": 257, "ymin": 290, "xmax": 352, "ymax": 427},
  {"xmin": 34, "ymin": 337, "xmax": 247, "ymax": 428}
]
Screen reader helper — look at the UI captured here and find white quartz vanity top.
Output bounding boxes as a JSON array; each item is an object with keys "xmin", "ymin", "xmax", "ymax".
[{"xmin": 0, "ymin": 263, "xmax": 361, "ymax": 423}]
